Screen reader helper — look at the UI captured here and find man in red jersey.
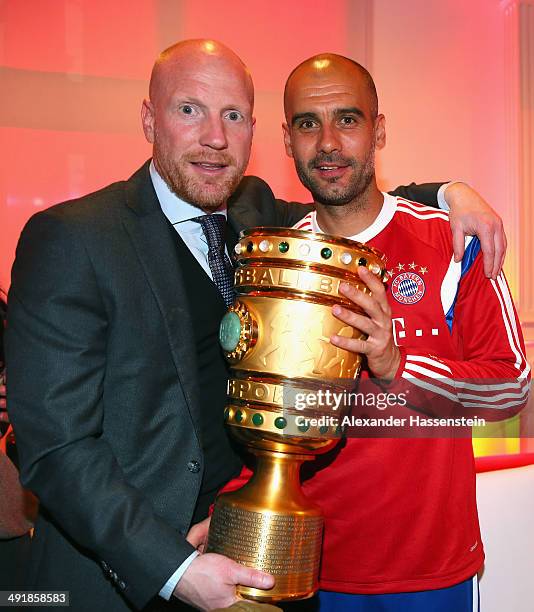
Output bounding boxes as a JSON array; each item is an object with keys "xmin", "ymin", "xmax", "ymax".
[{"xmin": 208, "ymin": 54, "xmax": 530, "ymax": 611}]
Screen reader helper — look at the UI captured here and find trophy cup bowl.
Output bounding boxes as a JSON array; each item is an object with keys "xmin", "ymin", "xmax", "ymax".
[{"xmin": 207, "ymin": 228, "xmax": 386, "ymax": 602}]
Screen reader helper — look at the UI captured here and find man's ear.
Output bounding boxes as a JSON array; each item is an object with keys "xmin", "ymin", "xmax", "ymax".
[
  {"xmin": 375, "ymin": 114, "xmax": 386, "ymax": 150},
  {"xmin": 141, "ymin": 99, "xmax": 155, "ymax": 144},
  {"xmin": 282, "ymin": 123, "xmax": 293, "ymax": 158}
]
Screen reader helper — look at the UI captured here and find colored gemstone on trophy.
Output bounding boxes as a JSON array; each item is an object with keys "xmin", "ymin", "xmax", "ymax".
[
  {"xmin": 252, "ymin": 413, "xmax": 264, "ymax": 426},
  {"xmin": 259, "ymin": 240, "xmax": 271, "ymax": 253},
  {"xmin": 279, "ymin": 241, "xmax": 289, "ymax": 253},
  {"xmin": 274, "ymin": 416, "xmax": 287, "ymax": 429},
  {"xmin": 369, "ymin": 263, "xmax": 381, "ymax": 274},
  {"xmin": 219, "ymin": 311, "xmax": 242, "ymax": 352}
]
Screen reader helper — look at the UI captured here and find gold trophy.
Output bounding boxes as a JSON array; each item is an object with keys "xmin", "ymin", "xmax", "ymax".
[{"xmin": 207, "ymin": 228, "xmax": 386, "ymax": 602}]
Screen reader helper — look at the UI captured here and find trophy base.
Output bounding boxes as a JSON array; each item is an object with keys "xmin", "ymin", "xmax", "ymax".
[{"xmin": 207, "ymin": 450, "xmax": 323, "ymax": 602}]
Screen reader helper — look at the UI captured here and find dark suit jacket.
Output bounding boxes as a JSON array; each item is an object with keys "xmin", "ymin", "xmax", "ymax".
[
  {"xmin": 7, "ymin": 161, "xmax": 245, "ymax": 611},
  {"xmin": 6, "ymin": 161, "xmax": 441, "ymax": 610}
]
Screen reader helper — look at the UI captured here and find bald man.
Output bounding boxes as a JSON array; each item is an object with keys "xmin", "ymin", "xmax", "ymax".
[
  {"xmin": 7, "ymin": 40, "xmax": 276, "ymax": 612},
  {"xmin": 7, "ymin": 39, "xmax": 506, "ymax": 612},
  {"xmin": 280, "ymin": 55, "xmax": 528, "ymax": 610}
]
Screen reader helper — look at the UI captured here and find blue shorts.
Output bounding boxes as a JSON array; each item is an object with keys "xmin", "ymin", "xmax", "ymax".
[{"xmin": 284, "ymin": 576, "xmax": 479, "ymax": 612}]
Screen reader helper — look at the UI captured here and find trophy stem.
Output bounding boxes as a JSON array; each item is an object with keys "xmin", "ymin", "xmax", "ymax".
[{"xmin": 208, "ymin": 449, "xmax": 323, "ymax": 602}]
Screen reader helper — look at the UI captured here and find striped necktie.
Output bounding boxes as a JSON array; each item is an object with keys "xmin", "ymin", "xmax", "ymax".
[{"xmin": 193, "ymin": 214, "xmax": 235, "ymax": 307}]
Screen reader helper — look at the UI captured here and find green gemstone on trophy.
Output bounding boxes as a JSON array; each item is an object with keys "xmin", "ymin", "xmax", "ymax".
[
  {"xmin": 252, "ymin": 413, "xmax": 264, "ymax": 426},
  {"xmin": 319, "ymin": 425, "xmax": 329, "ymax": 434},
  {"xmin": 224, "ymin": 407, "xmax": 230, "ymax": 420},
  {"xmin": 321, "ymin": 247, "xmax": 332, "ymax": 259},
  {"xmin": 298, "ymin": 422, "xmax": 310, "ymax": 433},
  {"xmin": 279, "ymin": 241, "xmax": 289, "ymax": 253},
  {"xmin": 219, "ymin": 311, "xmax": 242, "ymax": 352},
  {"xmin": 274, "ymin": 416, "xmax": 287, "ymax": 429},
  {"xmin": 358, "ymin": 257, "xmax": 367, "ymax": 266},
  {"xmin": 235, "ymin": 409, "xmax": 244, "ymax": 423}
]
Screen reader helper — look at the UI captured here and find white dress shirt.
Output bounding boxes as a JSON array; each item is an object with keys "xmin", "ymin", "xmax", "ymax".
[{"xmin": 150, "ymin": 161, "xmax": 231, "ymax": 281}]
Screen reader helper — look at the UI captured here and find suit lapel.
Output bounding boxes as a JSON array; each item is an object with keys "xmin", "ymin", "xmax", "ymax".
[{"xmin": 121, "ymin": 163, "xmax": 203, "ymax": 441}]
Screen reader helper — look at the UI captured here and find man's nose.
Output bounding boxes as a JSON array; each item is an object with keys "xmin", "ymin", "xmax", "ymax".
[
  {"xmin": 317, "ymin": 124, "xmax": 341, "ymax": 154},
  {"xmin": 199, "ymin": 115, "xmax": 228, "ymax": 150}
]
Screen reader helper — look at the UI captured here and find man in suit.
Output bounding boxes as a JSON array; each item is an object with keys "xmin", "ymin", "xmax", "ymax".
[
  {"xmin": 6, "ymin": 40, "xmax": 275, "ymax": 612},
  {"xmin": 6, "ymin": 39, "xmax": 505, "ymax": 611}
]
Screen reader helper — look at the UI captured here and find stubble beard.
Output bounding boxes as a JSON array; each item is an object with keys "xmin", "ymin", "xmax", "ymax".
[
  {"xmin": 295, "ymin": 147, "xmax": 376, "ymax": 209},
  {"xmin": 153, "ymin": 140, "xmax": 248, "ymax": 212}
]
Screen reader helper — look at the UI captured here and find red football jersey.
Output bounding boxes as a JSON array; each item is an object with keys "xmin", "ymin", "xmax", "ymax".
[{"xmin": 220, "ymin": 194, "xmax": 530, "ymax": 594}]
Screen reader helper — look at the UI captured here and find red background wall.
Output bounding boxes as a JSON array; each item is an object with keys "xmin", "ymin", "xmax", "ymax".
[
  {"xmin": 1, "ymin": 0, "xmax": 511, "ymax": 289},
  {"xmin": 0, "ymin": 0, "xmax": 530, "ymax": 455}
]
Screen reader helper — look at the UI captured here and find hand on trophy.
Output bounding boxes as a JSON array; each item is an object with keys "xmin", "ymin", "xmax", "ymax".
[
  {"xmin": 187, "ymin": 515, "xmax": 211, "ymax": 553},
  {"xmin": 172, "ymin": 553, "xmax": 275, "ymax": 611},
  {"xmin": 330, "ymin": 267, "xmax": 401, "ymax": 381}
]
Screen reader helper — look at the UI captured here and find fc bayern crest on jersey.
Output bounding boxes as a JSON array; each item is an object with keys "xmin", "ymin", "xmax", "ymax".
[{"xmin": 389, "ymin": 262, "xmax": 427, "ymax": 305}]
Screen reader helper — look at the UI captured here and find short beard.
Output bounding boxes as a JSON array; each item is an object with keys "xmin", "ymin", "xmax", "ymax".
[
  {"xmin": 154, "ymin": 142, "xmax": 246, "ymax": 212},
  {"xmin": 295, "ymin": 148, "xmax": 375, "ymax": 208}
]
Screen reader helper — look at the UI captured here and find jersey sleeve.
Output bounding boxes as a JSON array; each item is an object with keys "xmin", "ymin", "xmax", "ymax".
[
  {"xmin": 397, "ymin": 250, "xmax": 530, "ymax": 421},
  {"xmin": 389, "ymin": 182, "xmax": 445, "ymax": 207}
]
